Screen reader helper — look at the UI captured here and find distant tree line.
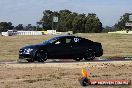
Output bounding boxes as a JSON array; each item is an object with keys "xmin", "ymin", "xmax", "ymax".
[
  {"xmin": 15, "ymin": 24, "xmax": 37, "ymax": 31},
  {"xmin": 0, "ymin": 23, "xmax": 37, "ymax": 33},
  {"xmin": 0, "ymin": 10, "xmax": 131, "ymax": 33},
  {"xmin": 114, "ymin": 13, "xmax": 132, "ymax": 31},
  {"xmin": 102, "ymin": 13, "xmax": 132, "ymax": 32},
  {"xmin": 37, "ymin": 10, "xmax": 103, "ymax": 33},
  {"xmin": 0, "ymin": 10, "xmax": 103, "ymax": 33},
  {"xmin": 0, "ymin": 22, "xmax": 14, "ymax": 32}
]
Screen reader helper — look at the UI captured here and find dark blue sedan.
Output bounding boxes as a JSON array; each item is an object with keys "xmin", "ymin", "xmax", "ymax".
[{"xmin": 19, "ymin": 35, "xmax": 103, "ymax": 62}]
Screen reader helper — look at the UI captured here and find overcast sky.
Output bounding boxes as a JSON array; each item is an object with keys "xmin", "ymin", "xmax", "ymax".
[{"xmin": 0, "ymin": 0, "xmax": 132, "ymax": 26}]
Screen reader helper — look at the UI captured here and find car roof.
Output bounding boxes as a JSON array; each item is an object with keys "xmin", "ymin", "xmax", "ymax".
[
  {"xmin": 54, "ymin": 35, "xmax": 77, "ymax": 38},
  {"xmin": 52, "ymin": 35, "xmax": 93, "ymax": 42},
  {"xmin": 54, "ymin": 35, "xmax": 93, "ymax": 41}
]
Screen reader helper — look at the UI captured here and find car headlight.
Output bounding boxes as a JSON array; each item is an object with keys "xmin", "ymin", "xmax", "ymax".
[{"xmin": 24, "ymin": 48, "xmax": 33, "ymax": 53}]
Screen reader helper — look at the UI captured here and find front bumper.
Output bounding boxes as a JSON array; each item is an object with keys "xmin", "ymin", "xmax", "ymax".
[
  {"xmin": 19, "ymin": 53, "xmax": 31, "ymax": 60},
  {"xmin": 19, "ymin": 48, "xmax": 34, "ymax": 60}
]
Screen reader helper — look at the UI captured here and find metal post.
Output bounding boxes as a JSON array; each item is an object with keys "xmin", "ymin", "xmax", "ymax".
[{"xmin": 52, "ymin": 17, "xmax": 54, "ymax": 30}]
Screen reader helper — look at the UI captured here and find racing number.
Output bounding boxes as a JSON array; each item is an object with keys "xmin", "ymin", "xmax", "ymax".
[{"xmin": 74, "ymin": 38, "xmax": 80, "ymax": 43}]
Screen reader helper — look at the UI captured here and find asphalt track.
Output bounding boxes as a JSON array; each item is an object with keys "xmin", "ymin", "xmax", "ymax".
[{"xmin": 0, "ymin": 57, "xmax": 132, "ymax": 64}]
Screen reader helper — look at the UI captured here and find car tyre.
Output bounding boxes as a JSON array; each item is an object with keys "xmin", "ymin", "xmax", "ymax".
[
  {"xmin": 84, "ymin": 50, "xmax": 95, "ymax": 61},
  {"xmin": 36, "ymin": 50, "xmax": 48, "ymax": 62}
]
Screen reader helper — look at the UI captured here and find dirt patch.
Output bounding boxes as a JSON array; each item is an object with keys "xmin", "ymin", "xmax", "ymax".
[{"xmin": 0, "ymin": 61, "xmax": 132, "ymax": 88}]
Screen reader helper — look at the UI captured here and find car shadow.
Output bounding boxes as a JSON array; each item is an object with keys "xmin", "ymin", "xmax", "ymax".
[
  {"xmin": 46, "ymin": 60, "xmax": 88, "ymax": 63},
  {"xmin": 18, "ymin": 60, "xmax": 88, "ymax": 64},
  {"xmin": 17, "ymin": 58, "xmax": 104, "ymax": 64},
  {"xmin": 17, "ymin": 57, "xmax": 132, "ymax": 64}
]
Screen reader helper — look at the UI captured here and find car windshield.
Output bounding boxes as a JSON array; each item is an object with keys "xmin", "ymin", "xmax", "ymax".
[{"xmin": 43, "ymin": 37, "xmax": 58, "ymax": 44}]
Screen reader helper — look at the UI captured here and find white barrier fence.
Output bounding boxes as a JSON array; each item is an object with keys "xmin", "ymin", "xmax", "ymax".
[
  {"xmin": 17, "ymin": 31, "xmax": 42, "ymax": 35},
  {"xmin": 108, "ymin": 31, "xmax": 132, "ymax": 34},
  {"xmin": 1, "ymin": 30, "xmax": 74, "ymax": 36},
  {"xmin": 1, "ymin": 30, "xmax": 57, "ymax": 36}
]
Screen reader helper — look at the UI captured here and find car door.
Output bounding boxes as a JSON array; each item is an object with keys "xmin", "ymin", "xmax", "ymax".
[
  {"xmin": 48, "ymin": 37, "xmax": 73, "ymax": 59},
  {"xmin": 69, "ymin": 37, "xmax": 85, "ymax": 58}
]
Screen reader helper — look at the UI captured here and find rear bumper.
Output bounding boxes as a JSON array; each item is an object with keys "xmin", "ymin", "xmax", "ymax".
[{"xmin": 96, "ymin": 49, "xmax": 103, "ymax": 57}]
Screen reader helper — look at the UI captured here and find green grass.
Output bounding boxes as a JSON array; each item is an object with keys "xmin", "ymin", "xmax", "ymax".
[{"xmin": 0, "ymin": 33, "xmax": 132, "ymax": 61}]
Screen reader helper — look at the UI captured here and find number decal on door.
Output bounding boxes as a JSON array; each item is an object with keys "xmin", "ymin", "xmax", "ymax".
[{"xmin": 74, "ymin": 38, "xmax": 80, "ymax": 42}]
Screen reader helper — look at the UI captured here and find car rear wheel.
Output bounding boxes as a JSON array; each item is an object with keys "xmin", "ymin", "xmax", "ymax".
[
  {"xmin": 36, "ymin": 50, "xmax": 48, "ymax": 62},
  {"xmin": 84, "ymin": 50, "xmax": 95, "ymax": 61}
]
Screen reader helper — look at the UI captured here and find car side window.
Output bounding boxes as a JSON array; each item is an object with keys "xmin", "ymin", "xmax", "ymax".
[
  {"xmin": 54, "ymin": 37, "xmax": 80, "ymax": 44},
  {"xmin": 54, "ymin": 38, "xmax": 72, "ymax": 44},
  {"xmin": 54, "ymin": 38, "xmax": 65, "ymax": 45},
  {"xmin": 66, "ymin": 38, "xmax": 72, "ymax": 44},
  {"xmin": 55, "ymin": 41, "xmax": 61, "ymax": 44}
]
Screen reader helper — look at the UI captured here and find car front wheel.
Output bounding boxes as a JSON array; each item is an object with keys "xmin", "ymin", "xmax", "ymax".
[{"xmin": 35, "ymin": 50, "xmax": 48, "ymax": 62}]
